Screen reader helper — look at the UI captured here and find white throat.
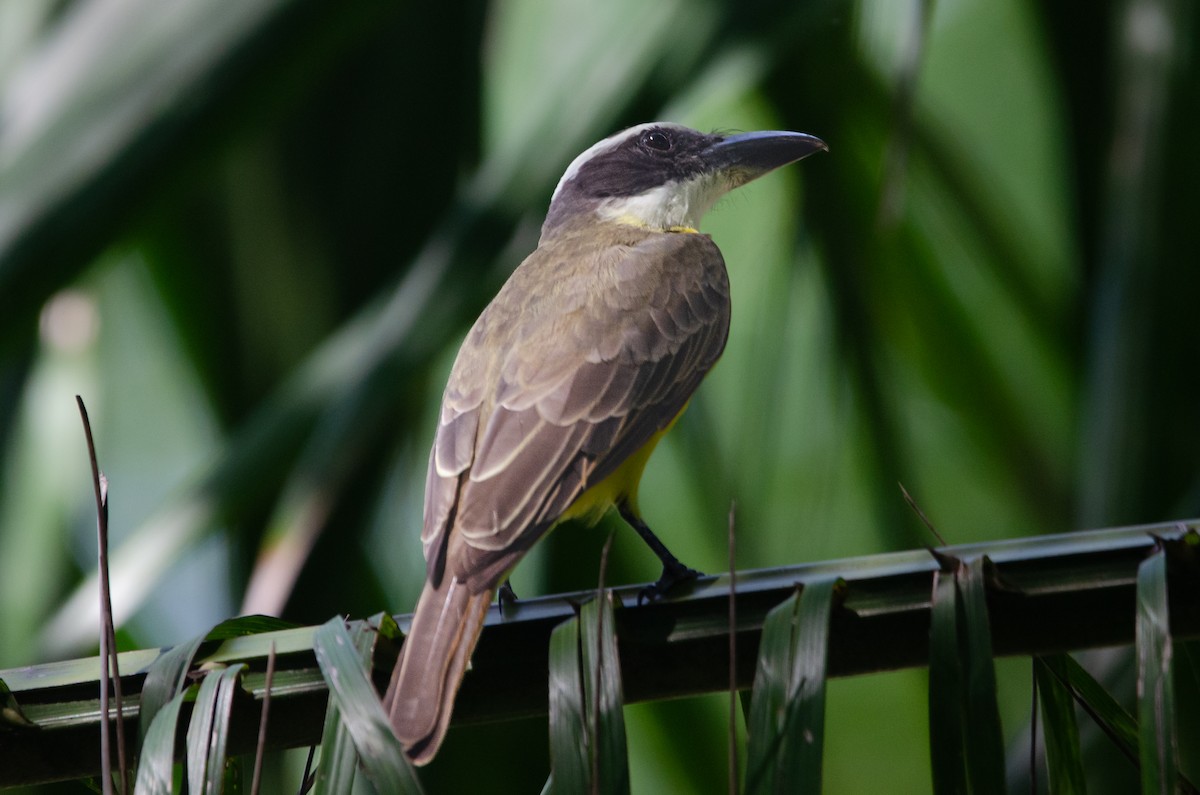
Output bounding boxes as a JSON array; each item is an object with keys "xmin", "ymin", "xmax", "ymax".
[{"xmin": 595, "ymin": 172, "xmax": 730, "ymax": 231}]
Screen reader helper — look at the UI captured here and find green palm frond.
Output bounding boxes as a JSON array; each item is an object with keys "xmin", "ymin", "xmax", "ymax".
[{"xmin": 3, "ymin": 522, "xmax": 1199, "ymax": 790}]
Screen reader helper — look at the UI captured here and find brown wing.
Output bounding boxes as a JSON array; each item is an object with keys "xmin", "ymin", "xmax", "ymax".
[{"xmin": 421, "ymin": 227, "xmax": 730, "ymax": 590}]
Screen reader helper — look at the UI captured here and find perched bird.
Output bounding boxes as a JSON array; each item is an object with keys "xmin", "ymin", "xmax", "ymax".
[{"xmin": 384, "ymin": 122, "xmax": 826, "ymax": 764}]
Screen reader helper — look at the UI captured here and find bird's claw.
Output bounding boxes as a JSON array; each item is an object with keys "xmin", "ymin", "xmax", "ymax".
[
  {"xmin": 637, "ymin": 564, "xmax": 701, "ymax": 606},
  {"xmin": 498, "ymin": 580, "xmax": 519, "ymax": 615}
]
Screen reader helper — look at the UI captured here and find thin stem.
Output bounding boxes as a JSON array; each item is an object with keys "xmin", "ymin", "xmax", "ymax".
[
  {"xmin": 251, "ymin": 642, "xmax": 277, "ymax": 795},
  {"xmin": 78, "ymin": 396, "xmax": 126, "ymax": 795},
  {"xmin": 727, "ymin": 501, "xmax": 738, "ymax": 795}
]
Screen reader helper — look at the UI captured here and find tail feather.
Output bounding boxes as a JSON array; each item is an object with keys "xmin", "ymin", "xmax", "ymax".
[{"xmin": 385, "ymin": 575, "xmax": 492, "ymax": 765}]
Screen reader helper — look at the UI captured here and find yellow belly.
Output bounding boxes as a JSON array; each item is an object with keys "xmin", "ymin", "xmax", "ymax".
[{"xmin": 558, "ymin": 408, "xmax": 684, "ymax": 526}]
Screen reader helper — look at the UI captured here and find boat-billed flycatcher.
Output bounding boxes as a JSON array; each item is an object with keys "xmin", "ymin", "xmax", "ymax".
[{"xmin": 384, "ymin": 122, "xmax": 826, "ymax": 764}]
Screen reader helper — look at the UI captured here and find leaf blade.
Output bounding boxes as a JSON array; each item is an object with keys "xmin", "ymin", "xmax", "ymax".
[
  {"xmin": 746, "ymin": 577, "xmax": 837, "ymax": 794},
  {"xmin": 140, "ymin": 635, "xmax": 206, "ymax": 744},
  {"xmin": 133, "ymin": 689, "xmax": 188, "ymax": 795},
  {"xmin": 206, "ymin": 665, "xmax": 246, "ymax": 795},
  {"xmin": 312, "ymin": 618, "xmax": 383, "ymax": 795},
  {"xmin": 547, "ymin": 611, "xmax": 587, "ymax": 795},
  {"xmin": 312, "ymin": 617, "xmax": 423, "ymax": 795},
  {"xmin": 186, "ymin": 668, "xmax": 224, "ymax": 793},
  {"xmin": 1136, "ymin": 545, "xmax": 1176, "ymax": 794},
  {"xmin": 1034, "ymin": 655, "xmax": 1087, "ymax": 795},
  {"xmin": 928, "ymin": 567, "xmax": 967, "ymax": 795},
  {"xmin": 745, "ymin": 587, "xmax": 801, "ymax": 794},
  {"xmin": 579, "ymin": 592, "xmax": 629, "ymax": 795},
  {"xmin": 957, "ymin": 556, "xmax": 1006, "ymax": 794}
]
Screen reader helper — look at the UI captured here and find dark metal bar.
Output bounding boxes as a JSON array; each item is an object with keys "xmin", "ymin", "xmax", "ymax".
[{"xmin": 1, "ymin": 520, "xmax": 1197, "ymax": 786}]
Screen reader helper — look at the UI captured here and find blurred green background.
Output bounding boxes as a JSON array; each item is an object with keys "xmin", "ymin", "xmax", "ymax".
[{"xmin": 1, "ymin": 0, "xmax": 1196, "ymax": 791}]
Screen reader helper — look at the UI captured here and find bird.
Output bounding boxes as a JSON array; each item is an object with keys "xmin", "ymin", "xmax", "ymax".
[{"xmin": 384, "ymin": 122, "xmax": 826, "ymax": 764}]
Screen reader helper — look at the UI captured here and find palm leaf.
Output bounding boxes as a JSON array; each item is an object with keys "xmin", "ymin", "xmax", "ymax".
[
  {"xmin": 1034, "ymin": 655, "xmax": 1087, "ymax": 794},
  {"xmin": 547, "ymin": 591, "xmax": 630, "ymax": 795},
  {"xmin": 312, "ymin": 616, "xmax": 424, "ymax": 794},
  {"xmin": 745, "ymin": 577, "xmax": 838, "ymax": 794}
]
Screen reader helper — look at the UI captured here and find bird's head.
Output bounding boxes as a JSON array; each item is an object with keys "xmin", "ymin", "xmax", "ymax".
[{"xmin": 542, "ymin": 122, "xmax": 826, "ymax": 238}]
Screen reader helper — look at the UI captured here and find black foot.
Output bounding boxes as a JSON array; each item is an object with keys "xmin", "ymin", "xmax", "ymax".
[
  {"xmin": 637, "ymin": 561, "xmax": 701, "ymax": 606},
  {"xmin": 498, "ymin": 580, "xmax": 519, "ymax": 615}
]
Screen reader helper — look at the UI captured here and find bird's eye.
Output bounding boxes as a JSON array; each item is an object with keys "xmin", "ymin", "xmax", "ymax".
[{"xmin": 640, "ymin": 130, "xmax": 672, "ymax": 152}]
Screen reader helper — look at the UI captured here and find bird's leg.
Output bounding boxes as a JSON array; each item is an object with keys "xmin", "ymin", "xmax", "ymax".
[{"xmin": 617, "ymin": 503, "xmax": 701, "ymax": 604}]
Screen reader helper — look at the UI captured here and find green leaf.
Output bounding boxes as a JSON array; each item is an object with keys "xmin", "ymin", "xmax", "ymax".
[
  {"xmin": 927, "ymin": 558, "xmax": 1005, "ymax": 794},
  {"xmin": 203, "ymin": 615, "xmax": 299, "ymax": 641},
  {"xmin": 1034, "ymin": 656, "xmax": 1087, "ymax": 795},
  {"xmin": 579, "ymin": 592, "xmax": 629, "ymax": 795},
  {"xmin": 371, "ymin": 611, "xmax": 403, "ymax": 643},
  {"xmin": 312, "ymin": 617, "xmax": 423, "ymax": 794},
  {"xmin": 140, "ymin": 615, "xmax": 289, "ymax": 752},
  {"xmin": 1136, "ymin": 545, "xmax": 1176, "ymax": 794},
  {"xmin": 1048, "ymin": 653, "xmax": 1140, "ymax": 765},
  {"xmin": 745, "ymin": 577, "xmax": 837, "ymax": 794},
  {"xmin": 547, "ymin": 609, "xmax": 587, "ymax": 795},
  {"xmin": 134, "ymin": 689, "xmax": 188, "ymax": 795},
  {"xmin": 313, "ymin": 686, "xmax": 359, "ymax": 795},
  {"xmin": 957, "ymin": 556, "xmax": 1006, "ymax": 794},
  {"xmin": 186, "ymin": 664, "xmax": 247, "ymax": 795},
  {"xmin": 222, "ymin": 755, "xmax": 244, "ymax": 795},
  {"xmin": 928, "ymin": 568, "xmax": 967, "ymax": 795},
  {"xmin": 140, "ymin": 635, "xmax": 206, "ymax": 744},
  {"xmin": 313, "ymin": 618, "xmax": 382, "ymax": 795},
  {"xmin": 546, "ymin": 590, "xmax": 629, "ymax": 795},
  {"xmin": 187, "ymin": 669, "xmax": 223, "ymax": 792},
  {"xmin": 0, "ymin": 677, "xmax": 35, "ymax": 730},
  {"xmin": 746, "ymin": 588, "xmax": 801, "ymax": 791},
  {"xmin": 1037, "ymin": 648, "xmax": 1200, "ymax": 793},
  {"xmin": 1178, "ymin": 642, "xmax": 1200, "ymax": 789}
]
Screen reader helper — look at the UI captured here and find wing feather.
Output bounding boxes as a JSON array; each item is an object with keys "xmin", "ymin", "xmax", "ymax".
[
  {"xmin": 433, "ymin": 406, "xmax": 479, "ymax": 479},
  {"xmin": 535, "ymin": 358, "xmax": 622, "ymax": 425},
  {"xmin": 470, "ymin": 409, "xmax": 547, "ymax": 482},
  {"xmin": 423, "ymin": 228, "xmax": 730, "ymax": 591},
  {"xmin": 458, "ymin": 420, "xmax": 591, "ymax": 548}
]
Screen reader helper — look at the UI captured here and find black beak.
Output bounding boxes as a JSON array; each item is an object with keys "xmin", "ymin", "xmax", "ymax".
[{"xmin": 702, "ymin": 130, "xmax": 827, "ymax": 182}]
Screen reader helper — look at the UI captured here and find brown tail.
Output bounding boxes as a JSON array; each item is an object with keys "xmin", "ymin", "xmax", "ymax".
[{"xmin": 384, "ymin": 575, "xmax": 492, "ymax": 765}]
